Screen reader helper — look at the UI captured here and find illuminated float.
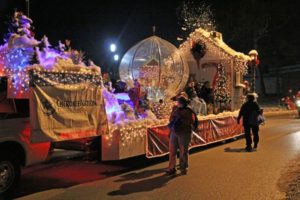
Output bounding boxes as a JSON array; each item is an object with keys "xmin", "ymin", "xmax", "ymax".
[
  {"xmin": 101, "ymin": 30, "xmax": 252, "ymax": 160},
  {"xmin": 0, "ymin": 12, "xmax": 252, "ymax": 161}
]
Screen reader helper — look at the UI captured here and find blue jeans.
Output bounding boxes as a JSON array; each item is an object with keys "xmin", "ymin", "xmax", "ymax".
[{"xmin": 168, "ymin": 132, "xmax": 192, "ymax": 170}]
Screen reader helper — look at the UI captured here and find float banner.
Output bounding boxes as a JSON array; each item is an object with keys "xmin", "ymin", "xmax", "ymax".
[
  {"xmin": 146, "ymin": 116, "xmax": 243, "ymax": 158},
  {"xmin": 30, "ymin": 73, "xmax": 107, "ymax": 143}
]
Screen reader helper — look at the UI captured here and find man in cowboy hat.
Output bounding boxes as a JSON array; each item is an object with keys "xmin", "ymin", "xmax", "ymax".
[{"xmin": 166, "ymin": 95, "xmax": 198, "ymax": 175}]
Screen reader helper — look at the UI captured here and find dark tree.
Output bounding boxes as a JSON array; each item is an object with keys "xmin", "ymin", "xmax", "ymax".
[{"xmin": 214, "ymin": 0, "xmax": 300, "ymax": 95}]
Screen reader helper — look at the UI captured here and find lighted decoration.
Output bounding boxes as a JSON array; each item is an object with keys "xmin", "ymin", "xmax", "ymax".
[
  {"xmin": 1, "ymin": 11, "xmax": 38, "ymax": 95},
  {"xmin": 190, "ymin": 40, "xmax": 207, "ymax": 69},
  {"xmin": 3, "ymin": 47, "xmax": 33, "ymax": 97},
  {"xmin": 0, "ymin": 12, "xmax": 39, "ymax": 97},
  {"xmin": 29, "ymin": 67, "xmax": 102, "ymax": 87},
  {"xmin": 248, "ymin": 50, "xmax": 260, "ymax": 68},
  {"xmin": 119, "ymin": 36, "xmax": 189, "ymax": 101},
  {"xmin": 104, "ymin": 118, "xmax": 169, "ymax": 147},
  {"xmin": 139, "ymin": 59, "xmax": 160, "ymax": 87},
  {"xmin": 178, "ymin": 1, "xmax": 216, "ymax": 34},
  {"xmin": 0, "ymin": 12, "xmax": 98, "ymax": 98},
  {"xmin": 214, "ymin": 64, "xmax": 231, "ymax": 105},
  {"xmin": 179, "ymin": 28, "xmax": 250, "ymax": 76},
  {"xmin": 104, "ymin": 109, "xmax": 241, "ymax": 148},
  {"xmin": 151, "ymin": 101, "xmax": 176, "ymax": 119},
  {"xmin": 248, "ymin": 49, "xmax": 260, "ymax": 93},
  {"xmin": 234, "ymin": 54, "xmax": 249, "ymax": 75},
  {"xmin": 102, "ymin": 88, "xmax": 125, "ymax": 123}
]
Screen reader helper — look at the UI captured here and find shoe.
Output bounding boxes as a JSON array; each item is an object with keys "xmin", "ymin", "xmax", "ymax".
[
  {"xmin": 165, "ymin": 169, "xmax": 176, "ymax": 175},
  {"xmin": 245, "ymin": 146, "xmax": 252, "ymax": 152},
  {"xmin": 253, "ymin": 144, "xmax": 258, "ymax": 149},
  {"xmin": 180, "ymin": 168, "xmax": 188, "ymax": 175}
]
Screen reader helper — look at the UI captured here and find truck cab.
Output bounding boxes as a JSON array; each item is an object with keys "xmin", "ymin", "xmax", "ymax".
[{"xmin": 0, "ymin": 77, "xmax": 50, "ymax": 198}]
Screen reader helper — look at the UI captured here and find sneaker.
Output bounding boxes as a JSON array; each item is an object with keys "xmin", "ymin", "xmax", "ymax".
[
  {"xmin": 245, "ymin": 146, "xmax": 252, "ymax": 152},
  {"xmin": 180, "ymin": 168, "xmax": 188, "ymax": 175},
  {"xmin": 165, "ymin": 169, "xmax": 176, "ymax": 175}
]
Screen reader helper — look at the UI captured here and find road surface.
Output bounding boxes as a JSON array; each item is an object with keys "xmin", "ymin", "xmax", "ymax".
[{"xmin": 16, "ymin": 116, "xmax": 300, "ymax": 200}]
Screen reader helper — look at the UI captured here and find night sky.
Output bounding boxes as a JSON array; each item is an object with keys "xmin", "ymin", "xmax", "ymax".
[
  {"xmin": 1, "ymin": 0, "xmax": 300, "ymax": 72},
  {"xmin": 0, "ymin": 0, "xmax": 183, "ymax": 69}
]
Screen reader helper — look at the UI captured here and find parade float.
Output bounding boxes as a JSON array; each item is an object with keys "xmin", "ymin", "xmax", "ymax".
[
  {"xmin": 179, "ymin": 28, "xmax": 251, "ymax": 110},
  {"xmin": 101, "ymin": 29, "xmax": 251, "ymax": 160},
  {"xmin": 1, "ymin": 12, "xmax": 251, "ymax": 161}
]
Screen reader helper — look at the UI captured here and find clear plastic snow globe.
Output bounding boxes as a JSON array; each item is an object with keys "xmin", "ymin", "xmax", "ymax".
[{"xmin": 119, "ymin": 36, "xmax": 189, "ymax": 101}]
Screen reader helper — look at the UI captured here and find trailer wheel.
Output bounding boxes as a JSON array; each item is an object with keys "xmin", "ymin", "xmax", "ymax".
[{"xmin": 0, "ymin": 152, "xmax": 21, "ymax": 199}]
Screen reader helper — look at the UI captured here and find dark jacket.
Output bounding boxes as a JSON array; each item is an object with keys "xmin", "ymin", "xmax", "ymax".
[
  {"xmin": 237, "ymin": 101, "xmax": 260, "ymax": 126},
  {"xmin": 185, "ymin": 86, "xmax": 197, "ymax": 99},
  {"xmin": 200, "ymin": 86, "xmax": 213, "ymax": 104},
  {"xmin": 169, "ymin": 106, "xmax": 195, "ymax": 135}
]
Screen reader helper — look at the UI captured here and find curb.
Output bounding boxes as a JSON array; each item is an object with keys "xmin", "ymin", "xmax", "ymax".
[{"xmin": 264, "ymin": 110, "xmax": 298, "ymax": 117}]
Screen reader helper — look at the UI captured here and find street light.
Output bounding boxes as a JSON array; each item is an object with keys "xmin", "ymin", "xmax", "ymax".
[
  {"xmin": 110, "ymin": 44, "xmax": 116, "ymax": 52},
  {"xmin": 113, "ymin": 54, "xmax": 119, "ymax": 61},
  {"xmin": 248, "ymin": 50, "xmax": 259, "ymax": 93}
]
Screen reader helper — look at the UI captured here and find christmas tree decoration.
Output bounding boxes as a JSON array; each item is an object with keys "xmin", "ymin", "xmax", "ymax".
[
  {"xmin": 214, "ymin": 64, "xmax": 231, "ymax": 105},
  {"xmin": 0, "ymin": 12, "xmax": 100, "ymax": 98}
]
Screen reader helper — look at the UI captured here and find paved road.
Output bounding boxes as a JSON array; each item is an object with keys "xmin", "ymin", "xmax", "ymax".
[
  {"xmin": 17, "ymin": 116, "xmax": 300, "ymax": 200},
  {"xmin": 14, "ymin": 150, "xmax": 169, "ymax": 198}
]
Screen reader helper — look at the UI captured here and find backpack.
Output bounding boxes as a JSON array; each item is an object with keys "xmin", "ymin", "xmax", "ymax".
[
  {"xmin": 249, "ymin": 110, "xmax": 265, "ymax": 126},
  {"xmin": 186, "ymin": 107, "xmax": 198, "ymax": 131}
]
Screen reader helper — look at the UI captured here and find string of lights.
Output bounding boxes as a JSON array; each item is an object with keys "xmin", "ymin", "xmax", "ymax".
[{"xmin": 179, "ymin": 28, "xmax": 249, "ymax": 75}]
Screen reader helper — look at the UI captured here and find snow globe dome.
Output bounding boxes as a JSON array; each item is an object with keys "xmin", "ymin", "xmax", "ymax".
[{"xmin": 119, "ymin": 36, "xmax": 189, "ymax": 101}]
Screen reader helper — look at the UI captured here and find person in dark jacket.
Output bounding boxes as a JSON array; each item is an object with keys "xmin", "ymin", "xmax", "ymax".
[
  {"xmin": 200, "ymin": 81, "xmax": 213, "ymax": 104},
  {"xmin": 166, "ymin": 96, "xmax": 196, "ymax": 175},
  {"xmin": 237, "ymin": 93, "xmax": 261, "ymax": 152},
  {"xmin": 185, "ymin": 81, "xmax": 197, "ymax": 99}
]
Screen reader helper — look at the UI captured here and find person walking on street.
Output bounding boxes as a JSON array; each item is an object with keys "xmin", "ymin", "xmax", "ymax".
[
  {"xmin": 166, "ymin": 96, "xmax": 198, "ymax": 175},
  {"xmin": 237, "ymin": 93, "xmax": 261, "ymax": 152}
]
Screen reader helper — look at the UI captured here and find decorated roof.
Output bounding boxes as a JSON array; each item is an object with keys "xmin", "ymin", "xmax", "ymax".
[{"xmin": 179, "ymin": 28, "xmax": 250, "ymax": 75}]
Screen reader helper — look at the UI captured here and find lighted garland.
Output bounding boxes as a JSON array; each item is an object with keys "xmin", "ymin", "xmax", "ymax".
[
  {"xmin": 0, "ymin": 47, "xmax": 33, "ymax": 96},
  {"xmin": 151, "ymin": 101, "xmax": 176, "ymax": 119},
  {"xmin": 180, "ymin": 28, "xmax": 249, "ymax": 75},
  {"xmin": 104, "ymin": 110, "xmax": 242, "ymax": 147},
  {"xmin": 214, "ymin": 64, "xmax": 231, "ymax": 104},
  {"xmin": 29, "ymin": 69, "xmax": 102, "ymax": 87},
  {"xmin": 104, "ymin": 118, "xmax": 168, "ymax": 147},
  {"xmin": 234, "ymin": 56, "xmax": 249, "ymax": 75}
]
